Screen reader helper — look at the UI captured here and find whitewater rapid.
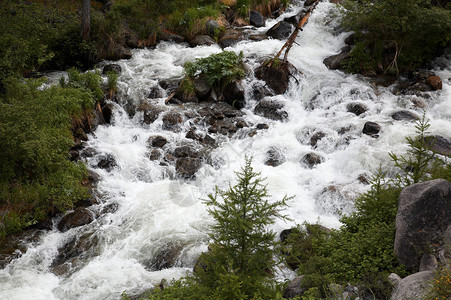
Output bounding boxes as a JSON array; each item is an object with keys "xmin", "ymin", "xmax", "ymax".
[{"xmin": 1, "ymin": 1, "xmax": 450, "ymax": 299}]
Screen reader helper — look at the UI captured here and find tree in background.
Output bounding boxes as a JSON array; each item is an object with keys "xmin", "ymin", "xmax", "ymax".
[{"xmin": 81, "ymin": 0, "xmax": 91, "ymax": 41}]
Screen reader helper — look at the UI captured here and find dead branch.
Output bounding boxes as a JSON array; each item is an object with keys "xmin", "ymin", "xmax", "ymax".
[{"xmin": 267, "ymin": 0, "xmax": 321, "ymax": 68}]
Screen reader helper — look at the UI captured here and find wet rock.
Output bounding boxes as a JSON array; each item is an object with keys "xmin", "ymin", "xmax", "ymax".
[
  {"xmin": 147, "ymin": 243, "xmax": 184, "ymax": 271},
  {"xmin": 358, "ymin": 173, "xmax": 370, "ymax": 185},
  {"xmin": 205, "ymin": 20, "xmax": 220, "ymax": 37},
  {"xmin": 254, "ymin": 99, "xmax": 288, "ymax": 121},
  {"xmin": 148, "ymin": 86, "xmax": 164, "ymax": 99},
  {"xmin": 190, "ymin": 35, "xmax": 216, "ymax": 47},
  {"xmin": 362, "ymin": 121, "xmax": 381, "ymax": 136},
  {"xmin": 81, "ymin": 147, "xmax": 98, "ymax": 158},
  {"xmin": 424, "ymin": 135, "xmax": 451, "ymax": 156},
  {"xmin": 249, "ymin": 34, "xmax": 268, "ymax": 41},
  {"xmin": 392, "ymin": 110, "xmax": 420, "ymax": 122},
  {"xmin": 256, "ymin": 123, "xmax": 269, "ymax": 130},
  {"xmin": 283, "ymin": 276, "xmax": 306, "ymax": 298},
  {"xmin": 426, "ymin": 75, "xmax": 442, "ymax": 90},
  {"xmin": 323, "ymin": 46, "xmax": 351, "ymax": 70},
  {"xmin": 410, "ymin": 97, "xmax": 427, "ymax": 109},
  {"xmin": 174, "ymin": 146, "xmax": 198, "ymax": 158},
  {"xmin": 51, "ymin": 231, "xmax": 99, "ymax": 275},
  {"xmin": 264, "ymin": 147, "xmax": 286, "ymax": 167},
  {"xmin": 304, "ymin": 0, "xmax": 317, "ymax": 6},
  {"xmin": 149, "ymin": 149, "xmax": 162, "ymax": 161},
  {"xmin": 148, "ymin": 135, "xmax": 168, "ymax": 148},
  {"xmin": 97, "ymin": 154, "xmax": 117, "ymax": 171},
  {"xmin": 0, "ymin": 230, "xmax": 43, "ymax": 269},
  {"xmin": 252, "ymin": 83, "xmax": 275, "ymax": 101},
  {"xmin": 223, "ymin": 81, "xmax": 245, "ymax": 109},
  {"xmin": 310, "ymin": 132, "xmax": 325, "ymax": 147},
  {"xmin": 102, "ymin": 64, "xmax": 121, "ymax": 75},
  {"xmin": 74, "ymin": 196, "xmax": 98, "ymax": 208},
  {"xmin": 219, "ymin": 29, "xmax": 242, "ymax": 48},
  {"xmin": 69, "ymin": 150, "xmax": 79, "ymax": 161},
  {"xmin": 344, "ymin": 33, "xmax": 355, "ymax": 46},
  {"xmin": 201, "ymin": 134, "xmax": 216, "ymax": 146},
  {"xmin": 138, "ymin": 102, "xmax": 164, "ymax": 125},
  {"xmin": 57, "ymin": 208, "xmax": 95, "ymax": 232},
  {"xmin": 284, "ymin": 14, "xmax": 300, "ymax": 26},
  {"xmin": 236, "ymin": 120, "xmax": 248, "ymax": 128},
  {"xmin": 175, "ymin": 157, "xmax": 202, "ymax": 179},
  {"xmin": 106, "ymin": 44, "xmax": 132, "ymax": 61},
  {"xmin": 186, "ymin": 129, "xmax": 201, "ymax": 140},
  {"xmin": 255, "ymin": 61, "xmax": 298, "ymax": 95},
  {"xmin": 162, "ymin": 112, "xmax": 183, "ymax": 132},
  {"xmin": 87, "ymin": 169, "xmax": 101, "ymax": 184},
  {"xmin": 346, "ymin": 102, "xmax": 368, "ymax": 116},
  {"xmin": 101, "ymin": 202, "xmax": 119, "ymax": 214},
  {"xmin": 301, "ymin": 152, "xmax": 323, "ymax": 168},
  {"xmin": 266, "ymin": 21, "xmax": 293, "ymax": 40},
  {"xmin": 394, "ymin": 179, "xmax": 451, "ymax": 270},
  {"xmin": 249, "ymin": 10, "xmax": 265, "ymax": 27},
  {"xmin": 391, "ymin": 271, "xmax": 434, "ymax": 300},
  {"xmin": 102, "ymin": 103, "xmax": 115, "ymax": 124}
]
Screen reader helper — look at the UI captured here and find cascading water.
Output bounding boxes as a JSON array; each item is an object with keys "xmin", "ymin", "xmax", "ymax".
[{"xmin": 1, "ymin": 1, "xmax": 450, "ymax": 299}]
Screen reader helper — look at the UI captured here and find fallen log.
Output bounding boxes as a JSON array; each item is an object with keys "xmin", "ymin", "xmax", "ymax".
[{"xmin": 267, "ymin": 0, "xmax": 321, "ymax": 68}]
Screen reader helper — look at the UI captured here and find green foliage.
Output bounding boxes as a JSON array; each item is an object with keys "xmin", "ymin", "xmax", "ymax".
[
  {"xmin": 106, "ymin": 71, "xmax": 118, "ymax": 96},
  {"xmin": 0, "ymin": 73, "xmax": 99, "ymax": 238},
  {"xmin": 389, "ymin": 115, "xmax": 443, "ymax": 187},
  {"xmin": 169, "ymin": 4, "xmax": 221, "ymax": 38},
  {"xmin": 341, "ymin": 0, "xmax": 451, "ymax": 73},
  {"xmin": 184, "ymin": 51, "xmax": 245, "ymax": 92}
]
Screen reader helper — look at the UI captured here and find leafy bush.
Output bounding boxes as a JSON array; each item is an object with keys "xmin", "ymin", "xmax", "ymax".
[
  {"xmin": 0, "ymin": 71, "xmax": 100, "ymax": 238},
  {"xmin": 429, "ymin": 267, "xmax": 451, "ymax": 300},
  {"xmin": 341, "ymin": 0, "xmax": 451, "ymax": 74}
]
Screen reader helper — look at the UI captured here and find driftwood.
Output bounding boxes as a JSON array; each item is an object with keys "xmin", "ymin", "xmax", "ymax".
[{"xmin": 267, "ymin": 0, "xmax": 321, "ymax": 68}]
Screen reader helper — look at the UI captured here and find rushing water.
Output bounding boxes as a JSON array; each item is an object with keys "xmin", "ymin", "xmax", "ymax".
[{"xmin": 1, "ymin": 1, "xmax": 451, "ymax": 299}]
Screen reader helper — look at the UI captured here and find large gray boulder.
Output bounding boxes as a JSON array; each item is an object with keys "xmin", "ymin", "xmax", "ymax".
[
  {"xmin": 390, "ymin": 271, "xmax": 434, "ymax": 300},
  {"xmin": 394, "ymin": 179, "xmax": 451, "ymax": 270}
]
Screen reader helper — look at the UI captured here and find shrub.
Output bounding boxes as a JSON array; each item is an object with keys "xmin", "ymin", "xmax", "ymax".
[
  {"xmin": 0, "ymin": 73, "xmax": 99, "ymax": 238},
  {"xmin": 340, "ymin": 0, "xmax": 451, "ymax": 74},
  {"xmin": 429, "ymin": 267, "xmax": 451, "ymax": 300}
]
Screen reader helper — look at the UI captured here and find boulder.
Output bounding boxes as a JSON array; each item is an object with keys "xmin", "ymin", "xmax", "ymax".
[
  {"xmin": 346, "ymin": 102, "xmax": 368, "ymax": 116},
  {"xmin": 424, "ymin": 135, "xmax": 451, "ymax": 156},
  {"xmin": 264, "ymin": 147, "xmax": 286, "ymax": 167},
  {"xmin": 223, "ymin": 81, "xmax": 245, "ymax": 109},
  {"xmin": 266, "ymin": 21, "xmax": 293, "ymax": 40},
  {"xmin": 138, "ymin": 102, "xmax": 164, "ymax": 125},
  {"xmin": 0, "ymin": 230, "xmax": 42, "ymax": 269},
  {"xmin": 254, "ymin": 99, "xmax": 288, "ymax": 121},
  {"xmin": 97, "ymin": 154, "xmax": 117, "ymax": 171},
  {"xmin": 102, "ymin": 103, "xmax": 115, "ymax": 124},
  {"xmin": 394, "ymin": 179, "xmax": 451, "ymax": 270},
  {"xmin": 304, "ymin": 0, "xmax": 317, "ymax": 6},
  {"xmin": 219, "ymin": 29, "xmax": 242, "ymax": 48},
  {"xmin": 57, "ymin": 208, "xmax": 95, "ymax": 232},
  {"xmin": 102, "ymin": 64, "xmax": 121, "ymax": 75},
  {"xmin": 323, "ymin": 46, "xmax": 351, "ymax": 70},
  {"xmin": 391, "ymin": 110, "xmax": 420, "ymax": 122},
  {"xmin": 162, "ymin": 112, "xmax": 183, "ymax": 132},
  {"xmin": 362, "ymin": 121, "xmax": 381, "ymax": 136},
  {"xmin": 148, "ymin": 135, "xmax": 168, "ymax": 148},
  {"xmin": 419, "ymin": 253, "xmax": 438, "ymax": 272},
  {"xmin": 426, "ymin": 75, "xmax": 442, "ymax": 90},
  {"xmin": 255, "ymin": 61, "xmax": 297, "ymax": 95},
  {"xmin": 283, "ymin": 276, "xmax": 306, "ymax": 298},
  {"xmin": 190, "ymin": 35, "xmax": 216, "ymax": 47},
  {"xmin": 149, "ymin": 149, "xmax": 162, "ymax": 161},
  {"xmin": 159, "ymin": 30, "xmax": 185, "ymax": 43},
  {"xmin": 252, "ymin": 83, "xmax": 275, "ymax": 101},
  {"xmin": 249, "ymin": 10, "xmax": 265, "ymax": 27},
  {"xmin": 174, "ymin": 146, "xmax": 198, "ymax": 158},
  {"xmin": 391, "ymin": 271, "xmax": 434, "ymax": 300},
  {"xmin": 256, "ymin": 123, "xmax": 269, "ymax": 130},
  {"xmin": 284, "ymin": 14, "xmax": 300, "ymax": 26},
  {"xmin": 205, "ymin": 20, "xmax": 220, "ymax": 37},
  {"xmin": 175, "ymin": 157, "xmax": 202, "ymax": 179},
  {"xmin": 301, "ymin": 152, "xmax": 323, "ymax": 168},
  {"xmin": 146, "ymin": 243, "xmax": 184, "ymax": 271}
]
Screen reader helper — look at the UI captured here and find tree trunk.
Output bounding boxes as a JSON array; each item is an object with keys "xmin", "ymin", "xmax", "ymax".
[{"xmin": 81, "ymin": 0, "xmax": 91, "ymax": 41}]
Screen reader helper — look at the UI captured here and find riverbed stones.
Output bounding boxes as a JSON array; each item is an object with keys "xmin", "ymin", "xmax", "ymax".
[
  {"xmin": 249, "ymin": 10, "xmax": 265, "ymax": 27},
  {"xmin": 266, "ymin": 21, "xmax": 293, "ymax": 40},
  {"xmin": 219, "ymin": 29, "xmax": 242, "ymax": 48},
  {"xmin": 190, "ymin": 35, "xmax": 216, "ymax": 47},
  {"xmin": 147, "ymin": 243, "xmax": 184, "ymax": 271},
  {"xmin": 394, "ymin": 179, "xmax": 451, "ymax": 270},
  {"xmin": 57, "ymin": 208, "xmax": 95, "ymax": 232},
  {"xmin": 102, "ymin": 64, "xmax": 121, "ymax": 75},
  {"xmin": 423, "ymin": 135, "xmax": 451, "ymax": 156},
  {"xmin": 255, "ymin": 61, "xmax": 297, "ymax": 95},
  {"xmin": 175, "ymin": 157, "xmax": 202, "ymax": 179},
  {"xmin": 346, "ymin": 102, "xmax": 368, "ymax": 116},
  {"xmin": 148, "ymin": 135, "xmax": 167, "ymax": 148},
  {"xmin": 223, "ymin": 80, "xmax": 245, "ymax": 109},
  {"xmin": 254, "ymin": 99, "xmax": 288, "ymax": 121},
  {"xmin": 162, "ymin": 112, "xmax": 183, "ymax": 132},
  {"xmin": 323, "ymin": 46, "xmax": 351, "ymax": 70},
  {"xmin": 391, "ymin": 110, "xmax": 420, "ymax": 122},
  {"xmin": 301, "ymin": 152, "xmax": 323, "ymax": 168},
  {"xmin": 426, "ymin": 75, "xmax": 442, "ymax": 90},
  {"xmin": 264, "ymin": 147, "xmax": 286, "ymax": 167},
  {"xmin": 310, "ymin": 131, "xmax": 325, "ymax": 147},
  {"xmin": 362, "ymin": 121, "xmax": 381, "ymax": 136},
  {"xmin": 97, "ymin": 153, "xmax": 117, "ymax": 171}
]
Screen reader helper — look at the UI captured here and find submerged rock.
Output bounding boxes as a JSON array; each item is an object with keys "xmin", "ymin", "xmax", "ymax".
[
  {"xmin": 175, "ymin": 157, "xmax": 201, "ymax": 179},
  {"xmin": 391, "ymin": 110, "xmax": 420, "ymax": 122},
  {"xmin": 266, "ymin": 21, "xmax": 293, "ymax": 40},
  {"xmin": 57, "ymin": 208, "xmax": 95, "ymax": 232},
  {"xmin": 301, "ymin": 152, "xmax": 323, "ymax": 168},
  {"xmin": 323, "ymin": 46, "xmax": 351, "ymax": 70},
  {"xmin": 254, "ymin": 99, "xmax": 288, "ymax": 121},
  {"xmin": 264, "ymin": 147, "xmax": 286, "ymax": 167},
  {"xmin": 162, "ymin": 112, "xmax": 183, "ymax": 132},
  {"xmin": 346, "ymin": 102, "xmax": 368, "ymax": 116},
  {"xmin": 362, "ymin": 121, "xmax": 381, "ymax": 136}
]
